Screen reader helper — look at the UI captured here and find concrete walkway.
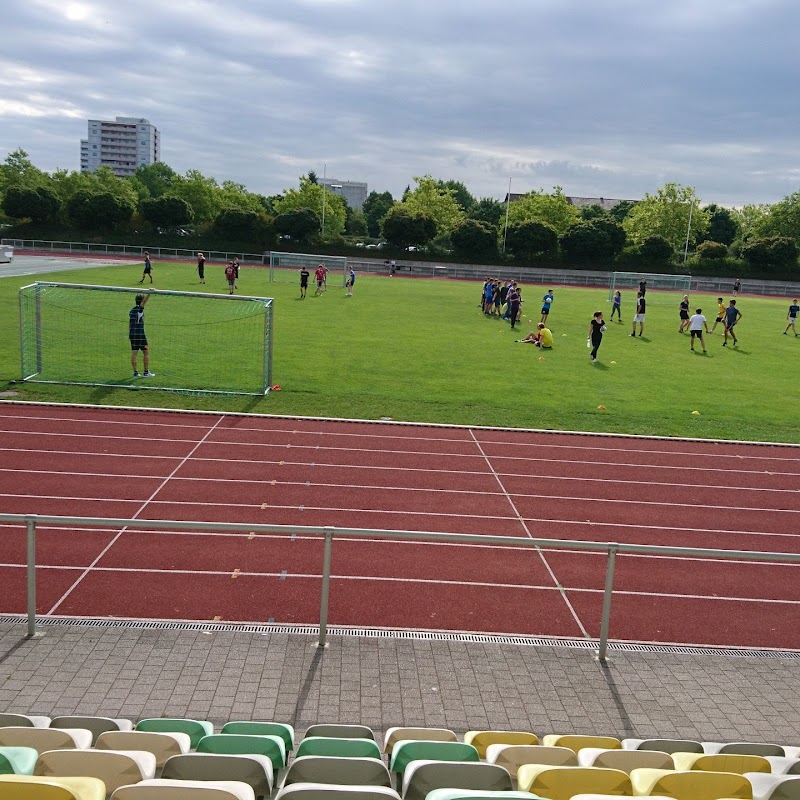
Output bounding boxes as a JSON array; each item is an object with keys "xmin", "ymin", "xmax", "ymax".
[{"xmin": 1, "ymin": 622, "xmax": 798, "ymax": 744}]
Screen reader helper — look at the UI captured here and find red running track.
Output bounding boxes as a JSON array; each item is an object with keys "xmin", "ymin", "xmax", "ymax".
[{"xmin": 0, "ymin": 403, "xmax": 799, "ymax": 650}]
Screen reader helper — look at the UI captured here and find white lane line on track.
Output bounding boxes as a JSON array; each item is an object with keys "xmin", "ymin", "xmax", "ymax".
[
  {"xmin": 45, "ymin": 415, "xmax": 226, "ymax": 616},
  {"xmin": 4, "ymin": 489, "xmax": 799, "ymax": 516},
  {"xmin": 2, "ymin": 466, "xmax": 798, "ymax": 498},
  {"xmin": 3, "ymin": 445, "xmax": 800, "ymax": 478},
  {"xmin": 468, "ymin": 428, "xmax": 590, "ymax": 639},
  {"xmin": 3, "ymin": 424, "xmax": 800, "ymax": 466},
  {"xmin": 4, "ymin": 563, "xmax": 796, "ymax": 604}
]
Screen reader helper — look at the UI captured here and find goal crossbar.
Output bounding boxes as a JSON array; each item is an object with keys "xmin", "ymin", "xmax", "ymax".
[
  {"xmin": 18, "ymin": 282, "xmax": 274, "ymax": 396},
  {"xmin": 268, "ymin": 251, "xmax": 347, "ymax": 286},
  {"xmin": 609, "ymin": 272, "xmax": 691, "ymax": 302}
]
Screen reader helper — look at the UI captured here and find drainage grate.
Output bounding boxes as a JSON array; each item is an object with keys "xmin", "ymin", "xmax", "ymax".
[{"xmin": 2, "ymin": 614, "xmax": 799, "ymax": 660}]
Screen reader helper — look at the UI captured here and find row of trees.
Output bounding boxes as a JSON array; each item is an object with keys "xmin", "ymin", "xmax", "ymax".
[{"xmin": 1, "ymin": 148, "xmax": 798, "ymax": 273}]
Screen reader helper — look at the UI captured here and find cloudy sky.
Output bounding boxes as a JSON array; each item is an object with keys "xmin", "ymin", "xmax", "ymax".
[{"xmin": 2, "ymin": 0, "xmax": 799, "ymax": 205}]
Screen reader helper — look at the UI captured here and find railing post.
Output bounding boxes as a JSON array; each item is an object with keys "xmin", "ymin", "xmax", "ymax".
[
  {"xmin": 596, "ymin": 543, "xmax": 619, "ymax": 663},
  {"xmin": 26, "ymin": 517, "xmax": 37, "ymax": 638},
  {"xmin": 317, "ymin": 527, "xmax": 334, "ymax": 648}
]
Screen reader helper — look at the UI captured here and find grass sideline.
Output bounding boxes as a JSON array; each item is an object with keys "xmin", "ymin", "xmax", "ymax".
[{"xmin": 0, "ymin": 258, "xmax": 797, "ymax": 443}]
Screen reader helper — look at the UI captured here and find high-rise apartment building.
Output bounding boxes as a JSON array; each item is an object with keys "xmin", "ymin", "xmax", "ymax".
[
  {"xmin": 80, "ymin": 117, "xmax": 160, "ymax": 177},
  {"xmin": 319, "ymin": 178, "xmax": 368, "ymax": 210}
]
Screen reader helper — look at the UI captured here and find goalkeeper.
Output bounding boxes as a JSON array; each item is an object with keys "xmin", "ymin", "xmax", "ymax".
[{"xmin": 129, "ymin": 292, "xmax": 155, "ymax": 378}]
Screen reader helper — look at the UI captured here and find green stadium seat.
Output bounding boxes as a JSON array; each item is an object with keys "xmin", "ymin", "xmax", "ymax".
[
  {"xmin": 196, "ymin": 734, "xmax": 286, "ymax": 771},
  {"xmin": 136, "ymin": 719, "xmax": 214, "ymax": 750},
  {"xmin": 0, "ymin": 774, "xmax": 105, "ymax": 800},
  {"xmin": 219, "ymin": 723, "xmax": 295, "ymax": 752},
  {"xmin": 463, "ymin": 731, "xmax": 539, "ymax": 759},
  {"xmin": 0, "ymin": 747, "xmax": 38, "ymax": 775},
  {"xmin": 161, "ymin": 753, "xmax": 273, "ymax": 799},
  {"xmin": 296, "ymin": 738, "xmax": 382, "ymax": 760},
  {"xmin": 401, "ymin": 760, "xmax": 512, "ymax": 800},
  {"xmin": 389, "ymin": 740, "xmax": 479, "ymax": 779}
]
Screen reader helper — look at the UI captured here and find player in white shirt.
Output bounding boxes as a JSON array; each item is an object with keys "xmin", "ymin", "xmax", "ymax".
[{"xmin": 689, "ymin": 308, "xmax": 709, "ymax": 353}]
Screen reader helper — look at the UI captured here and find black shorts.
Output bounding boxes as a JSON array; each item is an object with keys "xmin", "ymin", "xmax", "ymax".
[
  {"xmin": 541, "ymin": 307, "xmax": 550, "ymax": 315},
  {"xmin": 726, "ymin": 322, "xmax": 737, "ymax": 331},
  {"xmin": 680, "ymin": 311, "xmax": 689, "ymax": 320},
  {"xmin": 300, "ymin": 279, "xmax": 308, "ymax": 287},
  {"xmin": 143, "ymin": 265, "xmax": 151, "ymax": 273},
  {"xmin": 716, "ymin": 316, "xmax": 725, "ymax": 323},
  {"xmin": 690, "ymin": 329, "xmax": 703, "ymax": 339},
  {"xmin": 130, "ymin": 336, "xmax": 148, "ymax": 351},
  {"xmin": 234, "ymin": 266, "xmax": 239, "ymax": 278},
  {"xmin": 198, "ymin": 267, "xmax": 204, "ymax": 278}
]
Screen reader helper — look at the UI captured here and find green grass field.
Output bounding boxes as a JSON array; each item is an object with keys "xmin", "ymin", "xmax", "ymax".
[{"xmin": 1, "ymin": 259, "xmax": 797, "ymax": 443}]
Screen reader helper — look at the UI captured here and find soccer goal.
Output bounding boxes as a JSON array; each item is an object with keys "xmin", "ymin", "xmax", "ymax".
[
  {"xmin": 608, "ymin": 272, "xmax": 692, "ymax": 303},
  {"xmin": 19, "ymin": 283, "xmax": 274, "ymax": 396},
  {"xmin": 268, "ymin": 251, "xmax": 347, "ymax": 287}
]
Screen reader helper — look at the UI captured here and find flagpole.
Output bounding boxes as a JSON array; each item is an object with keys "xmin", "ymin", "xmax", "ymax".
[
  {"xmin": 683, "ymin": 197, "xmax": 695, "ymax": 264},
  {"xmin": 321, "ymin": 162, "xmax": 327, "ymax": 238},
  {"xmin": 502, "ymin": 177, "xmax": 511, "ymax": 254}
]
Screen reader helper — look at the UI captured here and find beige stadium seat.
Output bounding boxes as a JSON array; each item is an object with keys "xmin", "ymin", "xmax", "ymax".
[
  {"xmin": 0, "ymin": 714, "xmax": 52, "ymax": 728},
  {"xmin": 516, "ymin": 765, "xmax": 631, "ymax": 800},
  {"xmin": 746, "ymin": 773, "xmax": 800, "ymax": 800},
  {"xmin": 282, "ymin": 756, "xmax": 392, "ymax": 788},
  {"xmin": 303, "ymin": 726, "xmax": 375, "ymax": 742},
  {"xmin": 401, "ymin": 760, "xmax": 512, "ymax": 800},
  {"xmin": 424, "ymin": 791, "xmax": 533, "ymax": 800},
  {"xmin": 542, "ymin": 735, "xmax": 622, "ymax": 754},
  {"xmin": 623, "ymin": 738, "xmax": 703, "ymax": 754},
  {"xmin": 96, "ymin": 732, "xmax": 190, "ymax": 771},
  {"xmin": 573, "ymin": 795, "xmax": 676, "ymax": 800},
  {"xmin": 275, "ymin": 784, "xmax": 400, "ymax": 800},
  {"xmin": 111, "ymin": 779, "xmax": 254, "ymax": 800},
  {"xmin": 579, "ymin": 748, "xmax": 674, "ymax": 772},
  {"xmin": 35, "ymin": 748, "xmax": 156, "ymax": 795},
  {"xmin": 672, "ymin": 753, "xmax": 771, "ymax": 774},
  {"xmin": 383, "ymin": 728, "xmax": 457, "ymax": 754},
  {"xmin": 485, "ymin": 744, "xmax": 577, "ymax": 782},
  {"xmin": 161, "ymin": 753, "xmax": 273, "ymax": 800},
  {"xmin": 630, "ymin": 767, "xmax": 752, "ymax": 800},
  {"xmin": 51, "ymin": 718, "xmax": 134, "ymax": 746},
  {"xmin": 0, "ymin": 727, "xmax": 92, "ymax": 751},
  {"xmin": 0, "ymin": 774, "xmax": 105, "ymax": 800},
  {"xmin": 463, "ymin": 731, "xmax": 539, "ymax": 759}
]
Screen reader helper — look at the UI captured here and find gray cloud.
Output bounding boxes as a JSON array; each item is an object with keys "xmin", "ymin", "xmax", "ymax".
[{"xmin": 2, "ymin": 0, "xmax": 799, "ymax": 204}]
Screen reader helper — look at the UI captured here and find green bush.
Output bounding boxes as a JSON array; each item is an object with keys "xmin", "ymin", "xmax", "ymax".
[{"xmin": 696, "ymin": 241, "xmax": 728, "ymax": 260}]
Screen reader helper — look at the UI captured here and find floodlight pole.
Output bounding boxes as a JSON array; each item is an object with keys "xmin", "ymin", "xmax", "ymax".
[
  {"xmin": 321, "ymin": 162, "xmax": 327, "ymax": 239},
  {"xmin": 683, "ymin": 197, "xmax": 695, "ymax": 264},
  {"xmin": 502, "ymin": 177, "xmax": 512, "ymax": 254}
]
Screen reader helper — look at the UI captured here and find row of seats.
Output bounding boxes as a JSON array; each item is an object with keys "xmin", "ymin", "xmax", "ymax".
[{"xmin": 1, "ymin": 714, "xmax": 799, "ymax": 800}]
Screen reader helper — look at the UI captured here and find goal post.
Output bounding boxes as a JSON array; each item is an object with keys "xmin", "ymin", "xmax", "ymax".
[
  {"xmin": 608, "ymin": 272, "xmax": 692, "ymax": 302},
  {"xmin": 18, "ymin": 282, "xmax": 274, "ymax": 396},
  {"xmin": 268, "ymin": 251, "xmax": 347, "ymax": 287}
]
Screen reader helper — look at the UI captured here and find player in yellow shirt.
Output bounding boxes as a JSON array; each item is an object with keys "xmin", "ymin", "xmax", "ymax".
[{"xmin": 709, "ymin": 297, "xmax": 727, "ymax": 333}]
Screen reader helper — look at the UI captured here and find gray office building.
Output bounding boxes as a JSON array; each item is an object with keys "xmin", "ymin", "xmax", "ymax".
[
  {"xmin": 80, "ymin": 117, "xmax": 160, "ymax": 177},
  {"xmin": 320, "ymin": 178, "xmax": 368, "ymax": 210}
]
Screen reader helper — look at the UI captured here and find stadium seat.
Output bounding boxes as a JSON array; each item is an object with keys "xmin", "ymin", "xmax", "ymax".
[
  {"xmin": 110, "ymin": 778, "xmax": 254, "ymax": 800},
  {"xmin": 281, "ymin": 756, "xmax": 392, "ymax": 788},
  {"xmin": 623, "ymin": 738, "xmax": 704, "ymax": 754},
  {"xmin": 390, "ymin": 740, "xmax": 479, "ymax": 780},
  {"xmin": 0, "ymin": 747, "xmax": 38, "ymax": 775},
  {"xmin": 629, "ymin": 767, "xmax": 753, "ymax": 799},
  {"xmin": 219, "ymin": 723, "xmax": 295, "ymax": 752},
  {"xmin": 425, "ymin": 791, "xmax": 533, "ymax": 800},
  {"xmin": 303, "ymin": 725, "xmax": 375, "ymax": 741},
  {"xmin": 0, "ymin": 774, "xmax": 105, "ymax": 800},
  {"xmin": 578, "ymin": 747, "xmax": 674, "ymax": 772},
  {"xmin": 35, "ymin": 748, "xmax": 157, "ymax": 795},
  {"xmin": 0, "ymin": 727, "xmax": 92, "ymax": 750},
  {"xmin": 746, "ymin": 773, "xmax": 800, "ymax": 800},
  {"xmin": 462, "ymin": 731, "xmax": 539, "ymax": 759},
  {"xmin": 401, "ymin": 761, "xmax": 512, "ymax": 800},
  {"xmin": 51, "ymin": 718, "xmax": 134, "ymax": 746},
  {"xmin": 0, "ymin": 714, "xmax": 51, "ymax": 728},
  {"xmin": 196, "ymin": 734, "xmax": 286, "ymax": 772},
  {"xmin": 542, "ymin": 735, "xmax": 622, "ymax": 753},
  {"xmin": 161, "ymin": 753, "xmax": 273, "ymax": 799},
  {"xmin": 704, "ymin": 743, "xmax": 788, "ymax": 757},
  {"xmin": 95, "ymin": 731, "xmax": 191, "ymax": 771},
  {"xmin": 516, "ymin": 765, "xmax": 631, "ymax": 800},
  {"xmin": 485, "ymin": 744, "xmax": 578, "ymax": 782},
  {"xmin": 672, "ymin": 753, "xmax": 771, "ymax": 774},
  {"xmin": 765, "ymin": 758, "xmax": 800, "ymax": 776},
  {"xmin": 136, "ymin": 720, "xmax": 214, "ymax": 750},
  {"xmin": 383, "ymin": 728, "xmax": 457, "ymax": 754},
  {"xmin": 275, "ymin": 784, "xmax": 400, "ymax": 800},
  {"xmin": 295, "ymin": 737, "xmax": 382, "ymax": 760}
]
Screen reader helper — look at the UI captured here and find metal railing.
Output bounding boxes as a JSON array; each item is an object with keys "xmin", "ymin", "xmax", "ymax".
[{"xmin": 2, "ymin": 513, "xmax": 799, "ymax": 660}]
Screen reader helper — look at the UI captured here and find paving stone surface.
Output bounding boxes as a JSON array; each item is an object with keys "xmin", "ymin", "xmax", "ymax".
[{"xmin": 1, "ymin": 623, "xmax": 799, "ymax": 743}]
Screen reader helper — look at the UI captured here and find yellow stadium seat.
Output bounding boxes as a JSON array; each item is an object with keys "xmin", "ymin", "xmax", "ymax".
[
  {"xmin": 630, "ymin": 767, "xmax": 752, "ymax": 800},
  {"xmin": 463, "ymin": 732, "xmax": 539, "ymax": 759},
  {"xmin": 516, "ymin": 765, "xmax": 631, "ymax": 800},
  {"xmin": 542, "ymin": 736, "xmax": 622, "ymax": 754}
]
